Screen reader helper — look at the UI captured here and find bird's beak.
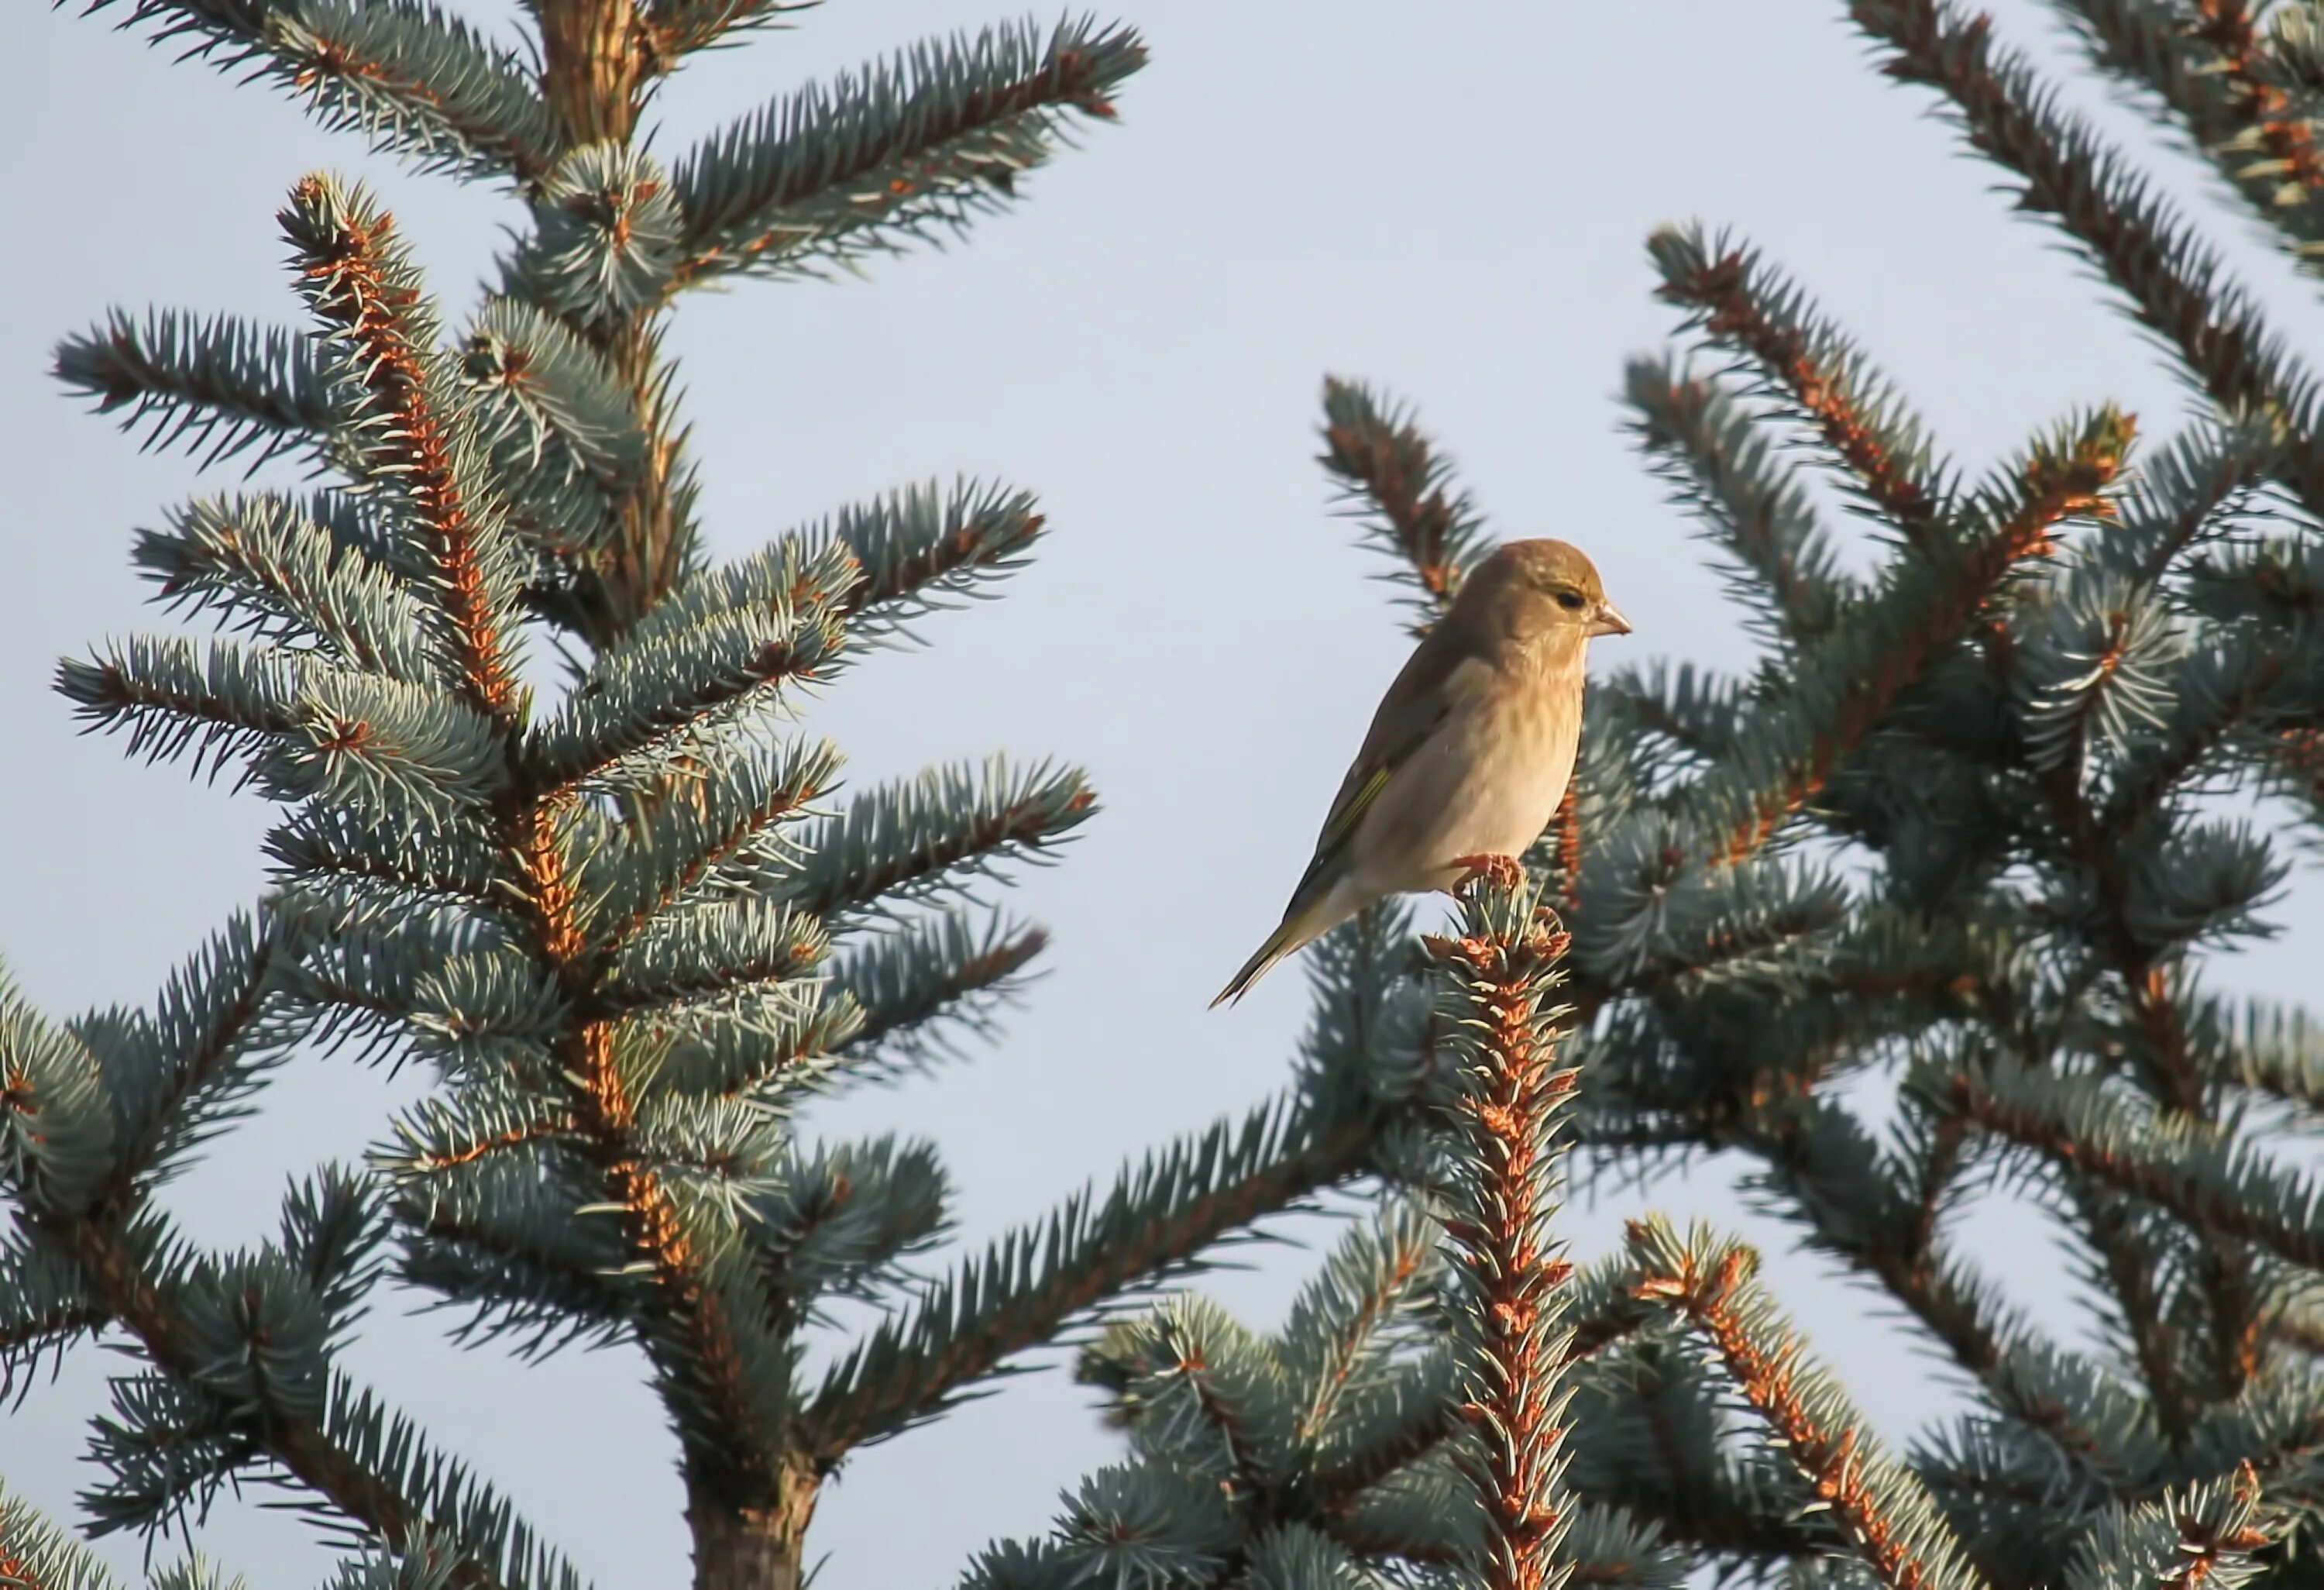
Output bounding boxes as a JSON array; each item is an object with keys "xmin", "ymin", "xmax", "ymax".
[{"xmin": 1590, "ymin": 601, "xmax": 1633, "ymax": 638}]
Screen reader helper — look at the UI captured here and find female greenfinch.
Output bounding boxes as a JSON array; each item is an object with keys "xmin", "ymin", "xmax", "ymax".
[{"xmin": 1214, "ymin": 539, "xmax": 1629, "ymax": 1007}]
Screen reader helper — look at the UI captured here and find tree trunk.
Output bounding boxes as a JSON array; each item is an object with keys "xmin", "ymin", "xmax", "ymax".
[
  {"xmin": 533, "ymin": 0, "xmax": 693, "ymax": 648},
  {"xmin": 537, "ymin": 0, "xmax": 642, "ymax": 145},
  {"xmin": 688, "ymin": 1476, "xmax": 819, "ymax": 1590}
]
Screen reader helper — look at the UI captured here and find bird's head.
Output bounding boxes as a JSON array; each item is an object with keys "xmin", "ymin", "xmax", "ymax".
[{"xmin": 1459, "ymin": 538, "xmax": 1631, "ymax": 646}]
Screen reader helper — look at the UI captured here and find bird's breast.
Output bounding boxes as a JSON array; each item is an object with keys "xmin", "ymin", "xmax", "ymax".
[{"xmin": 1351, "ymin": 658, "xmax": 1585, "ymax": 894}]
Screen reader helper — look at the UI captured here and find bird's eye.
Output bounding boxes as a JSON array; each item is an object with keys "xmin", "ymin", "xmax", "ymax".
[{"xmin": 1554, "ymin": 589, "xmax": 1586, "ymax": 611}]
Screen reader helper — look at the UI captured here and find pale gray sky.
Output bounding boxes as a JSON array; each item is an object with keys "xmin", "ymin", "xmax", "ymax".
[{"xmin": 5, "ymin": 2, "xmax": 2322, "ymax": 1585}]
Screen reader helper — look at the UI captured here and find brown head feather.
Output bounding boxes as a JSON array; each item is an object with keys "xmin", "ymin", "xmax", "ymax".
[{"xmin": 1447, "ymin": 539, "xmax": 1628, "ymax": 646}]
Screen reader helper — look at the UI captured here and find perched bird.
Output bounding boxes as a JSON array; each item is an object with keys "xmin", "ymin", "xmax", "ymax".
[{"xmin": 1212, "ymin": 539, "xmax": 1630, "ymax": 1007}]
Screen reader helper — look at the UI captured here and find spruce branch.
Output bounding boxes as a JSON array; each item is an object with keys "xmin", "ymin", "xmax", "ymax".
[
  {"xmin": 748, "ymin": 1136, "xmax": 947, "ymax": 1306},
  {"xmin": 799, "ymin": 1096, "xmax": 1387, "ymax": 1464},
  {"xmin": 2061, "ymin": 1461, "xmax": 2278, "ymax": 1590},
  {"xmin": 818, "ymin": 911, "xmax": 1049, "ymax": 1085},
  {"xmin": 0, "ymin": 1238, "xmax": 105, "ymax": 1399},
  {"xmin": 2076, "ymin": 1182, "xmax": 2204, "ymax": 1440},
  {"xmin": 497, "ymin": 810, "xmax": 797, "ymax": 1499},
  {"xmin": 266, "ymin": 807, "xmax": 505, "ymax": 920},
  {"xmin": 1578, "ymin": 841, "xmax": 1848, "ymax": 993},
  {"xmin": 28, "ymin": 5, "xmax": 1147, "ymax": 1585},
  {"xmin": 2104, "ymin": 417, "xmax": 2277, "ymax": 587},
  {"xmin": 1291, "ymin": 900, "xmax": 1437, "ymax": 1121},
  {"xmin": 971, "ymin": 1213, "xmax": 1671, "ymax": 1584},
  {"xmin": 1649, "ymin": 226, "xmax": 1953, "ymax": 549},
  {"xmin": 586, "ymin": 735, "xmax": 843, "ymax": 945},
  {"xmin": 274, "ymin": 907, "xmax": 526, "ymax": 1068},
  {"xmin": 2050, "ymin": 0, "xmax": 2324, "ymax": 267},
  {"xmin": 1277, "ymin": 1199, "xmax": 1443, "ymax": 1467},
  {"xmin": 456, "ymin": 298, "xmax": 643, "ymax": 556},
  {"xmin": 53, "ymin": 310, "xmax": 346, "ymax": 470},
  {"xmin": 636, "ymin": 0, "xmax": 812, "ymax": 69},
  {"xmin": 81, "ymin": 912, "xmax": 302, "ymax": 1202},
  {"xmin": 2271, "ymin": 721, "xmax": 2324, "ymax": 824},
  {"xmin": 1592, "ymin": 663, "xmax": 1748, "ymax": 769},
  {"xmin": 1733, "ymin": 1093, "xmax": 2032, "ymax": 1417},
  {"xmin": 613, "ymin": 480, "xmax": 1046, "ymax": 663},
  {"xmin": 669, "ymin": 18, "xmax": 1145, "ymax": 286},
  {"xmin": 1556, "ymin": 1505, "xmax": 1689, "ymax": 1589},
  {"xmin": 380, "ymin": 1090, "xmax": 632, "ymax": 1358},
  {"xmin": 1318, "ymin": 377, "xmax": 1494, "ymax": 629},
  {"xmin": 2027, "ymin": 589, "xmax": 2288, "ymax": 1124},
  {"xmin": 281, "ymin": 174, "xmax": 528, "ymax": 724},
  {"xmin": 769, "ymin": 756, "xmax": 1096, "ymax": 921},
  {"xmin": 83, "ymin": 0, "xmax": 556, "ymax": 183},
  {"xmin": 384, "ymin": 1089, "xmax": 583, "ymax": 1182},
  {"xmin": 1626, "ymin": 1217, "xmax": 1988, "ymax": 1590},
  {"xmin": 529, "ymin": 556, "xmax": 849, "ymax": 793},
  {"xmin": 1041, "ymin": 1464, "xmax": 1239, "ymax": 1585},
  {"xmin": 599, "ymin": 897, "xmax": 827, "ymax": 1026},
  {"xmin": 60, "ymin": 638, "xmax": 509, "ymax": 827},
  {"xmin": 0, "ymin": 1479, "xmax": 119, "ymax": 1590},
  {"xmin": 1293, "ymin": 1250, "xmax": 1656, "ymax": 1516},
  {"xmin": 1559, "ymin": 1344, "xmax": 1823, "ymax": 1572},
  {"xmin": 2083, "ymin": 628, "xmax": 2288, "ymax": 842},
  {"xmin": 1427, "ymin": 865, "xmax": 1583, "ymax": 1590},
  {"xmin": 638, "ymin": 997, "xmax": 856, "ymax": 1106},
  {"xmin": 520, "ymin": 144, "xmax": 686, "ymax": 328},
  {"xmin": 1926, "ymin": 1052, "xmax": 2324, "ymax": 1272},
  {"xmin": 56, "ymin": 636, "xmax": 301, "ymax": 785},
  {"xmin": 818, "ymin": 479, "xmax": 1050, "ymax": 637},
  {"xmin": 1702, "ymin": 403, "xmax": 2132, "ymax": 862},
  {"xmin": 1623, "ymin": 354, "xmax": 1853, "ymax": 646},
  {"xmin": 3, "ymin": 948, "xmax": 558, "ymax": 1581},
  {"xmin": 54, "ymin": 1216, "xmax": 570, "ymax": 1590},
  {"xmin": 0, "ymin": 976, "xmax": 119, "ymax": 1221},
  {"xmin": 133, "ymin": 494, "xmax": 439, "ymax": 685},
  {"xmin": 394, "ymin": 1203, "xmax": 632, "ymax": 1360},
  {"xmin": 1842, "ymin": 0, "xmax": 2324, "ymax": 519},
  {"xmin": 275, "ymin": 1376, "xmax": 585, "ymax": 1590},
  {"xmin": 2191, "ymin": 991, "xmax": 2324, "ymax": 1114},
  {"xmin": 2009, "ymin": 568, "xmax": 2188, "ymax": 780}
]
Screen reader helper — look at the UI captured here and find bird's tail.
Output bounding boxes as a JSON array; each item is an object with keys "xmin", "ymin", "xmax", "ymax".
[
  {"xmin": 1211, "ymin": 925, "xmax": 1301, "ymax": 1010},
  {"xmin": 1211, "ymin": 884, "xmax": 1356, "ymax": 1008}
]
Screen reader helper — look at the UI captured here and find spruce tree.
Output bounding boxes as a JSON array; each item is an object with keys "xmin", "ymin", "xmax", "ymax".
[
  {"xmin": 0, "ymin": 3, "xmax": 1435, "ymax": 1588},
  {"xmin": 964, "ymin": 2, "xmax": 2324, "ymax": 1585},
  {"xmin": 17, "ymin": 1, "xmax": 2324, "ymax": 1588}
]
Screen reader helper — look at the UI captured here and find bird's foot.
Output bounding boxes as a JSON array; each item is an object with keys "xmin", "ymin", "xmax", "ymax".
[{"xmin": 1450, "ymin": 853, "xmax": 1526, "ymax": 893}]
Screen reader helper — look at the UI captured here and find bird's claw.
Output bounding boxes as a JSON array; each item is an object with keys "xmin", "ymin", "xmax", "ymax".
[{"xmin": 1450, "ymin": 853, "xmax": 1526, "ymax": 893}]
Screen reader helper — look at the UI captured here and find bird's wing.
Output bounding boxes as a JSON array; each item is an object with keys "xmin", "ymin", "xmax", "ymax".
[{"xmin": 1284, "ymin": 625, "xmax": 1497, "ymax": 908}]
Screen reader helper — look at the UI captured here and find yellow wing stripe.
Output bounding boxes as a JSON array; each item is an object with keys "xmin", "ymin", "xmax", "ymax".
[{"xmin": 1319, "ymin": 764, "xmax": 1393, "ymax": 858}]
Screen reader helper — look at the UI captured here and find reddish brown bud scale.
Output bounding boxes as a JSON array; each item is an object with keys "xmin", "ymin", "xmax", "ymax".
[
  {"xmin": 1635, "ymin": 1240, "xmax": 1934, "ymax": 1590},
  {"xmin": 1677, "ymin": 250, "xmax": 1943, "ymax": 549},
  {"xmin": 2192, "ymin": 1, "xmax": 2324, "ymax": 193},
  {"xmin": 1435, "ymin": 860, "xmax": 1581, "ymax": 1590},
  {"xmin": 290, "ymin": 183, "xmax": 522, "ymax": 727}
]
